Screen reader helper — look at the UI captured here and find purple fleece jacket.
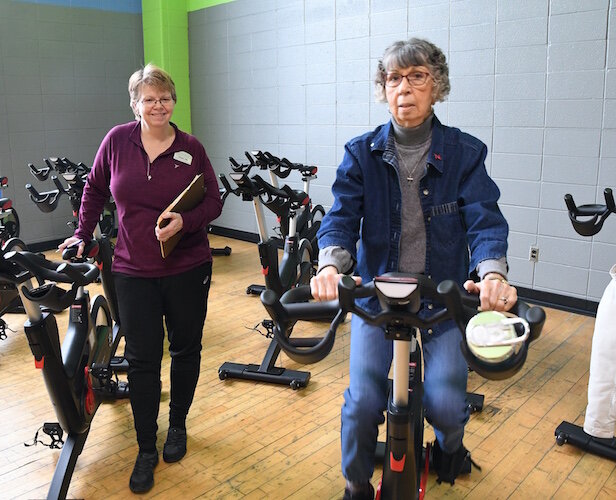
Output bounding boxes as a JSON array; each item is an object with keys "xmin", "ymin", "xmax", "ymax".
[{"xmin": 75, "ymin": 121, "xmax": 223, "ymax": 277}]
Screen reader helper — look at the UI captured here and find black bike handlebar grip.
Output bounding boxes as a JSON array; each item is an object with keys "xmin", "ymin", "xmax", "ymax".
[
  {"xmin": 228, "ymin": 156, "xmax": 243, "ymax": 170},
  {"xmin": 244, "ymin": 151, "xmax": 257, "ymax": 166},
  {"xmin": 253, "ymin": 175, "xmax": 287, "ymax": 199},
  {"xmin": 28, "ymin": 163, "xmax": 51, "ymax": 181},
  {"xmin": 338, "ymin": 275, "xmax": 359, "ymax": 314},
  {"xmin": 25, "ymin": 183, "xmax": 44, "ymax": 201},
  {"xmin": 605, "ymin": 188, "xmax": 615, "ymax": 212},
  {"xmin": 437, "ymin": 280, "xmax": 466, "ymax": 323},
  {"xmin": 525, "ymin": 304, "xmax": 546, "ymax": 343},
  {"xmin": 4, "ymin": 251, "xmax": 61, "ymax": 282},
  {"xmin": 564, "ymin": 193, "xmax": 577, "ymax": 214},
  {"xmin": 57, "ymin": 262, "xmax": 99, "ymax": 286},
  {"xmin": 251, "ymin": 150, "xmax": 266, "ymax": 163},
  {"xmin": 61, "ymin": 247, "xmax": 79, "ymax": 261},
  {"xmin": 281, "ymin": 184, "xmax": 309, "ymax": 205},
  {"xmin": 62, "ymin": 157, "xmax": 78, "ymax": 170},
  {"xmin": 22, "ymin": 282, "xmax": 77, "ymax": 312},
  {"xmin": 61, "ymin": 240, "xmax": 99, "ymax": 261},
  {"xmin": 218, "ymin": 174, "xmax": 236, "ymax": 196},
  {"xmin": 26, "ymin": 184, "xmax": 62, "ymax": 212},
  {"xmin": 52, "ymin": 175, "xmax": 69, "ymax": 193},
  {"xmin": 260, "ymin": 288, "xmax": 288, "ymax": 324},
  {"xmin": 280, "ymin": 285, "xmax": 313, "ymax": 304}
]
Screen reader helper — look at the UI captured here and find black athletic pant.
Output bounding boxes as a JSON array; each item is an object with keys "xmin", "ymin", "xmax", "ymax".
[{"xmin": 114, "ymin": 262, "xmax": 212, "ymax": 452}]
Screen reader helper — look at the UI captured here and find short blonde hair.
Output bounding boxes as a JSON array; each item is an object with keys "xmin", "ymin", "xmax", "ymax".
[
  {"xmin": 374, "ymin": 38, "xmax": 450, "ymax": 103},
  {"xmin": 128, "ymin": 63, "xmax": 177, "ymax": 118}
]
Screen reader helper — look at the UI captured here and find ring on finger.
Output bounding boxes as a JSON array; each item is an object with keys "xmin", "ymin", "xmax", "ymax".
[{"xmin": 500, "ymin": 296, "xmax": 508, "ymax": 305}]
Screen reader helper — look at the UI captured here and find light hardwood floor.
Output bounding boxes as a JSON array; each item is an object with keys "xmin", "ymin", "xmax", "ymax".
[{"xmin": 0, "ymin": 235, "xmax": 615, "ymax": 499}]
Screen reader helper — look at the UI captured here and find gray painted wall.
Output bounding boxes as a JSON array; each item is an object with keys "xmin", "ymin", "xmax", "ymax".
[
  {"xmin": 0, "ymin": 1, "xmax": 143, "ymax": 244},
  {"xmin": 188, "ymin": 0, "xmax": 616, "ymax": 302}
]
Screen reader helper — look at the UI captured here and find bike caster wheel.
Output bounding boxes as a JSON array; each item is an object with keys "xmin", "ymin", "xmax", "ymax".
[
  {"xmin": 219, "ymin": 370, "xmax": 228, "ymax": 381},
  {"xmin": 555, "ymin": 432, "xmax": 567, "ymax": 446},
  {"xmin": 290, "ymin": 380, "xmax": 301, "ymax": 390}
]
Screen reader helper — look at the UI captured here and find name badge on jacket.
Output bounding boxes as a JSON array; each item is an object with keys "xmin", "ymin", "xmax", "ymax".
[{"xmin": 173, "ymin": 151, "xmax": 193, "ymax": 165}]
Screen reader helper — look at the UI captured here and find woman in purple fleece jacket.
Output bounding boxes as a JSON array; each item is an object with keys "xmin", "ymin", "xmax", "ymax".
[{"xmin": 59, "ymin": 64, "xmax": 222, "ymax": 494}]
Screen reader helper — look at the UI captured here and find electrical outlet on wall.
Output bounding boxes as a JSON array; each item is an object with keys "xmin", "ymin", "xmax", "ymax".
[{"xmin": 529, "ymin": 245, "xmax": 539, "ymax": 262}]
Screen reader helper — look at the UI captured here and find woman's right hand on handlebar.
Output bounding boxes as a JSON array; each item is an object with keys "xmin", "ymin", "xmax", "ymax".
[
  {"xmin": 58, "ymin": 236, "xmax": 85, "ymax": 258},
  {"xmin": 310, "ymin": 266, "xmax": 361, "ymax": 301}
]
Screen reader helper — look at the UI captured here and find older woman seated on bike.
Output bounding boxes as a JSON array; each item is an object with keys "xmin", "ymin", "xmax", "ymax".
[{"xmin": 310, "ymin": 38, "xmax": 518, "ymax": 500}]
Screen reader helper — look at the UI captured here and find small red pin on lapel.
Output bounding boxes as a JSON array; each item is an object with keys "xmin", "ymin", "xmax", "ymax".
[{"xmin": 434, "ymin": 153, "xmax": 442, "ymax": 160}]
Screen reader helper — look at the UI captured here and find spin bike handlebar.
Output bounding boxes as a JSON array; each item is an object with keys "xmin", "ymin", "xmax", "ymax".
[
  {"xmin": 4, "ymin": 251, "xmax": 99, "ymax": 286},
  {"xmin": 4, "ymin": 250, "xmax": 99, "ymax": 312},
  {"xmin": 25, "ymin": 178, "xmax": 66, "ymax": 213},
  {"xmin": 261, "ymin": 273, "xmax": 546, "ymax": 380},
  {"xmin": 224, "ymin": 172, "xmax": 308, "ymax": 209},
  {"xmin": 52, "ymin": 157, "xmax": 90, "ymax": 177},
  {"xmin": 564, "ymin": 188, "xmax": 615, "ymax": 236},
  {"xmin": 28, "ymin": 160, "xmax": 55, "ymax": 181},
  {"xmin": 251, "ymin": 175, "xmax": 309, "ymax": 209}
]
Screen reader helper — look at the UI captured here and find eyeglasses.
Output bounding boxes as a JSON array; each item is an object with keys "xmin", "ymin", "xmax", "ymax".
[
  {"xmin": 140, "ymin": 97, "xmax": 174, "ymax": 107},
  {"xmin": 385, "ymin": 71, "xmax": 431, "ymax": 88}
]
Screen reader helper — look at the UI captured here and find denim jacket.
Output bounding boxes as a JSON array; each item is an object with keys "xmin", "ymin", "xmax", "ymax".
[{"xmin": 317, "ymin": 116, "xmax": 508, "ymax": 313}]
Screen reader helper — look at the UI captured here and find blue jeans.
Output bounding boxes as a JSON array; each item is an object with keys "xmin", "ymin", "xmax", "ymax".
[{"xmin": 341, "ymin": 314, "xmax": 470, "ymax": 482}]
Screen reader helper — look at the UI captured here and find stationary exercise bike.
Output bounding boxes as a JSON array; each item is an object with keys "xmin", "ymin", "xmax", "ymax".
[
  {"xmin": 227, "ymin": 150, "xmax": 324, "ymax": 260},
  {"xmin": 261, "ymin": 273, "xmax": 546, "ymax": 499},
  {"xmin": 27, "ymin": 157, "xmax": 116, "ymax": 238},
  {"xmin": 2, "ymin": 247, "xmax": 127, "ymax": 500},
  {"xmin": 218, "ymin": 171, "xmax": 320, "ymax": 389},
  {"xmin": 0, "ymin": 177, "xmax": 30, "ymax": 338},
  {"xmin": 555, "ymin": 187, "xmax": 616, "ymax": 460},
  {"xmin": 0, "ymin": 237, "xmax": 31, "ymax": 339},
  {"xmin": 0, "ymin": 176, "xmax": 20, "ymax": 245}
]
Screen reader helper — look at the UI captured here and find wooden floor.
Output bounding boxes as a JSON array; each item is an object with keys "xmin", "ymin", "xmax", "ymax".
[{"xmin": 0, "ymin": 235, "xmax": 615, "ymax": 499}]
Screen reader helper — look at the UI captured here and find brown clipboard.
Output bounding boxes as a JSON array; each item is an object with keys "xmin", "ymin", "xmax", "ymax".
[{"xmin": 157, "ymin": 173, "xmax": 205, "ymax": 258}]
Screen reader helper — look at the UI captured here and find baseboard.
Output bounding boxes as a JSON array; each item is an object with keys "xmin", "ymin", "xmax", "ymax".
[
  {"xmin": 208, "ymin": 225, "xmax": 259, "ymax": 243},
  {"xmin": 27, "ymin": 238, "xmax": 67, "ymax": 253},
  {"xmin": 516, "ymin": 286, "xmax": 598, "ymax": 317}
]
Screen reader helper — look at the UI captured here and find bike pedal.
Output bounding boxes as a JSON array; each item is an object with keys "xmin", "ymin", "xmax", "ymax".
[
  {"xmin": 110, "ymin": 356, "xmax": 129, "ymax": 372},
  {"xmin": 113, "ymin": 380, "xmax": 130, "ymax": 399}
]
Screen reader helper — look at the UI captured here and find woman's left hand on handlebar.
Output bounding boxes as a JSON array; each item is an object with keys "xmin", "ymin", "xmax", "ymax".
[
  {"xmin": 155, "ymin": 212, "xmax": 183, "ymax": 242},
  {"xmin": 463, "ymin": 273, "xmax": 517, "ymax": 312},
  {"xmin": 58, "ymin": 236, "xmax": 85, "ymax": 258}
]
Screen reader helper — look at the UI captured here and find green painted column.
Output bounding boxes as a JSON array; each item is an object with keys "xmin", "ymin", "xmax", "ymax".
[
  {"xmin": 141, "ymin": 0, "xmax": 234, "ymax": 132},
  {"xmin": 142, "ymin": 0, "xmax": 192, "ymax": 132},
  {"xmin": 187, "ymin": 0, "xmax": 234, "ymax": 10}
]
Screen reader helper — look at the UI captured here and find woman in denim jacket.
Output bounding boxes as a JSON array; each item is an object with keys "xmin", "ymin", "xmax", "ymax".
[{"xmin": 311, "ymin": 39, "xmax": 518, "ymax": 500}]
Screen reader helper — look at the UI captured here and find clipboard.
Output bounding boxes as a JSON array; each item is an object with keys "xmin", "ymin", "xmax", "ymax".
[{"xmin": 157, "ymin": 173, "xmax": 205, "ymax": 258}]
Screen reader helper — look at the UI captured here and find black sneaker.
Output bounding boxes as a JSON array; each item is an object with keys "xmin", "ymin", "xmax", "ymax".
[
  {"xmin": 342, "ymin": 482, "xmax": 374, "ymax": 500},
  {"xmin": 163, "ymin": 427, "xmax": 187, "ymax": 463},
  {"xmin": 431, "ymin": 441, "xmax": 481, "ymax": 485},
  {"xmin": 129, "ymin": 450, "xmax": 158, "ymax": 493}
]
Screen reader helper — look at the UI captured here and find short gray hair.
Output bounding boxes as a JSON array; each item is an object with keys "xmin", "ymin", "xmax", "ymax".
[
  {"xmin": 128, "ymin": 63, "xmax": 177, "ymax": 119},
  {"xmin": 374, "ymin": 38, "xmax": 450, "ymax": 103}
]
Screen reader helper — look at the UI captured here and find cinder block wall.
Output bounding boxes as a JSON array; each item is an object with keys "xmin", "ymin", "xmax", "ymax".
[
  {"xmin": 189, "ymin": 0, "xmax": 616, "ymax": 302},
  {"xmin": 0, "ymin": 1, "xmax": 143, "ymax": 244}
]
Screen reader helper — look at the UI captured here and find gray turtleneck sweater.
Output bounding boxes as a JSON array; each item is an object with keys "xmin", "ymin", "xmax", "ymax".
[{"xmin": 391, "ymin": 114, "xmax": 432, "ymax": 273}]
